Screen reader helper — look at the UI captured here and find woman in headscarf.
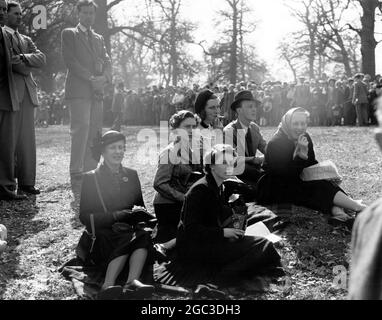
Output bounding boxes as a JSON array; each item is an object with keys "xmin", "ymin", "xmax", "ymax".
[
  {"xmin": 257, "ymin": 108, "xmax": 366, "ymax": 222},
  {"xmin": 79, "ymin": 131, "xmax": 155, "ymax": 300}
]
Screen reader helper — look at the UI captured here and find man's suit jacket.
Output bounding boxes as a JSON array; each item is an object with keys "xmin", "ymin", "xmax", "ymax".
[
  {"xmin": 223, "ymin": 120, "xmax": 267, "ymax": 158},
  {"xmin": 5, "ymin": 27, "xmax": 46, "ymax": 107},
  {"xmin": 353, "ymin": 81, "xmax": 369, "ymax": 105},
  {"xmin": 0, "ymin": 27, "xmax": 19, "ymax": 112},
  {"xmin": 61, "ymin": 25, "xmax": 112, "ymax": 100}
]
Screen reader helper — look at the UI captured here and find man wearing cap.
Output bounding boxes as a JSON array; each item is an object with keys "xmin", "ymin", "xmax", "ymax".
[{"xmin": 223, "ymin": 90, "xmax": 267, "ymax": 185}]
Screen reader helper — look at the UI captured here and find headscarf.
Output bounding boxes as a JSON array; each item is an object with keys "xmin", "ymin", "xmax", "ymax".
[{"xmin": 278, "ymin": 107, "xmax": 309, "ymax": 141}]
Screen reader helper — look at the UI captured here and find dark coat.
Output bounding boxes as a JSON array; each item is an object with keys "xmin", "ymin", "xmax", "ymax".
[
  {"xmin": 176, "ymin": 174, "xmax": 232, "ymax": 260},
  {"xmin": 0, "ymin": 27, "xmax": 19, "ymax": 111},
  {"xmin": 224, "ymin": 120, "xmax": 267, "ymax": 158},
  {"xmin": 176, "ymin": 173, "xmax": 281, "ymax": 277},
  {"xmin": 258, "ymin": 130, "xmax": 342, "ymax": 214},
  {"xmin": 79, "ymin": 163, "xmax": 150, "ymax": 268}
]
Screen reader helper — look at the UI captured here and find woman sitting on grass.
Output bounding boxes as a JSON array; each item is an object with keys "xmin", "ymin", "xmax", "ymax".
[
  {"xmin": 176, "ymin": 144, "xmax": 282, "ymax": 286},
  {"xmin": 257, "ymin": 108, "xmax": 367, "ymax": 225},
  {"xmin": 153, "ymin": 110, "xmax": 203, "ymax": 244},
  {"xmin": 79, "ymin": 131, "xmax": 155, "ymax": 300}
]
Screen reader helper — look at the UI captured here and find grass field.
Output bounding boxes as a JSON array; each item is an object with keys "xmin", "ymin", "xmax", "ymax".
[{"xmin": 0, "ymin": 125, "xmax": 381, "ymax": 300}]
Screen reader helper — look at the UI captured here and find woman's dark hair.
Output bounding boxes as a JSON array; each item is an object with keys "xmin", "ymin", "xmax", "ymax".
[
  {"xmin": 77, "ymin": 0, "xmax": 97, "ymax": 12},
  {"xmin": 6, "ymin": 1, "xmax": 19, "ymax": 12},
  {"xmin": 194, "ymin": 90, "xmax": 218, "ymax": 121},
  {"xmin": 204, "ymin": 144, "xmax": 237, "ymax": 175},
  {"xmin": 169, "ymin": 110, "xmax": 198, "ymax": 130}
]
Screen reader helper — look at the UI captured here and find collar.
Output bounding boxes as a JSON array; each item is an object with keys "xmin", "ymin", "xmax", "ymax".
[
  {"xmin": 3, "ymin": 25, "xmax": 16, "ymax": 35},
  {"xmin": 238, "ymin": 119, "xmax": 249, "ymax": 133},
  {"xmin": 100, "ymin": 161, "xmax": 122, "ymax": 176},
  {"xmin": 78, "ymin": 23, "xmax": 91, "ymax": 33},
  {"xmin": 200, "ymin": 121, "xmax": 210, "ymax": 129}
]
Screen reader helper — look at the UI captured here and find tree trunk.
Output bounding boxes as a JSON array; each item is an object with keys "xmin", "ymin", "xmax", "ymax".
[
  {"xmin": 359, "ymin": 0, "xmax": 379, "ymax": 77},
  {"xmin": 239, "ymin": 2, "xmax": 245, "ymax": 82},
  {"xmin": 94, "ymin": 0, "xmax": 111, "ymax": 54},
  {"xmin": 230, "ymin": 1, "xmax": 238, "ymax": 84},
  {"xmin": 309, "ymin": 41, "xmax": 315, "ymax": 79}
]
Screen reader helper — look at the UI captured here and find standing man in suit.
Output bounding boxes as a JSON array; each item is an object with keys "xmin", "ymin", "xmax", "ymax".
[
  {"xmin": 61, "ymin": 0, "xmax": 112, "ymax": 180},
  {"xmin": 353, "ymin": 73, "xmax": 369, "ymax": 126},
  {"xmin": 5, "ymin": 1, "xmax": 46, "ymax": 195},
  {"xmin": 0, "ymin": 0, "xmax": 26, "ymax": 201},
  {"xmin": 223, "ymin": 90, "xmax": 267, "ymax": 185}
]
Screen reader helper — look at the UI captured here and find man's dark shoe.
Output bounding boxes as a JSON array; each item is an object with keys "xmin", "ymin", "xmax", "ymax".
[
  {"xmin": 18, "ymin": 186, "xmax": 41, "ymax": 195},
  {"xmin": 0, "ymin": 186, "xmax": 27, "ymax": 201}
]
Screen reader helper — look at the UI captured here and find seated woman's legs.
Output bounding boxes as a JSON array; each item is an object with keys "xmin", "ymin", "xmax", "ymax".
[
  {"xmin": 103, "ymin": 255, "xmax": 129, "ymax": 289},
  {"xmin": 126, "ymin": 248, "xmax": 148, "ymax": 283},
  {"xmin": 102, "ymin": 249, "xmax": 150, "ymax": 289},
  {"xmin": 333, "ymin": 191, "xmax": 366, "ymax": 213}
]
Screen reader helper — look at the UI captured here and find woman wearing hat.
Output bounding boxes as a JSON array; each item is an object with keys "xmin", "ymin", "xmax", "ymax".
[
  {"xmin": 79, "ymin": 131, "xmax": 155, "ymax": 300},
  {"xmin": 257, "ymin": 108, "xmax": 367, "ymax": 224}
]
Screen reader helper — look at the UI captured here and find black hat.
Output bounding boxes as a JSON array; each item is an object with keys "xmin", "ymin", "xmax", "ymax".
[
  {"xmin": 194, "ymin": 89, "xmax": 217, "ymax": 115},
  {"xmin": 91, "ymin": 131, "xmax": 126, "ymax": 162},
  {"xmin": 101, "ymin": 131, "xmax": 126, "ymax": 147},
  {"xmin": 230, "ymin": 90, "xmax": 261, "ymax": 111}
]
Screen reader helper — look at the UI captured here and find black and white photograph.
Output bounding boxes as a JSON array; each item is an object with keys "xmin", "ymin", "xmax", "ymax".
[{"xmin": 1, "ymin": 0, "xmax": 382, "ymax": 304}]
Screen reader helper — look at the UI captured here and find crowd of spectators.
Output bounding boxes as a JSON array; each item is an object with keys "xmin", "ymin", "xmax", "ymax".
[{"xmin": 36, "ymin": 73, "xmax": 382, "ymax": 129}]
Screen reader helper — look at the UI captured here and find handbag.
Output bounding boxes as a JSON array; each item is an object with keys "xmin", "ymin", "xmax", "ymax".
[
  {"xmin": 300, "ymin": 160, "xmax": 342, "ymax": 184},
  {"xmin": 75, "ymin": 172, "xmax": 104, "ymax": 264},
  {"xmin": 220, "ymin": 194, "xmax": 248, "ymax": 231}
]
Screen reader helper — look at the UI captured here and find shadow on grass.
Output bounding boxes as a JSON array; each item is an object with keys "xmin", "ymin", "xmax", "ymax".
[
  {"xmin": 270, "ymin": 207, "xmax": 351, "ymax": 299},
  {"xmin": 69, "ymin": 177, "xmax": 83, "ymax": 230},
  {"xmin": 0, "ymin": 197, "xmax": 49, "ymax": 299}
]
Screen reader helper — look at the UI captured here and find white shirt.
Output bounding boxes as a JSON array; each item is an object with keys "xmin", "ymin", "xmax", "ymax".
[
  {"xmin": 238, "ymin": 120, "xmax": 249, "ymax": 135},
  {"xmin": 78, "ymin": 23, "xmax": 90, "ymax": 33},
  {"xmin": 3, "ymin": 25, "xmax": 16, "ymax": 35}
]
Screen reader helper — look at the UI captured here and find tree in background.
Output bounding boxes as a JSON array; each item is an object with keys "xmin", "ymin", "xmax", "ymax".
[
  {"xmin": 348, "ymin": 0, "xmax": 382, "ymax": 77},
  {"xmin": 202, "ymin": 0, "xmax": 266, "ymax": 84}
]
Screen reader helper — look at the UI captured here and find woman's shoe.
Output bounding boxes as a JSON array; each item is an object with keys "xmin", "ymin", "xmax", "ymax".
[
  {"xmin": 122, "ymin": 280, "xmax": 155, "ymax": 300},
  {"xmin": 97, "ymin": 286, "xmax": 123, "ymax": 300}
]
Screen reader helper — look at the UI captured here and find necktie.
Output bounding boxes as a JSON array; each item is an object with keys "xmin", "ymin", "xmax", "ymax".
[
  {"xmin": 245, "ymin": 128, "xmax": 255, "ymax": 157},
  {"xmin": 87, "ymin": 29, "xmax": 93, "ymax": 50},
  {"xmin": 14, "ymin": 31, "xmax": 22, "ymax": 50}
]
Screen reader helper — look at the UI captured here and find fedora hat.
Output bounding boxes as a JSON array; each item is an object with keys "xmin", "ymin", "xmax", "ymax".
[{"xmin": 230, "ymin": 90, "xmax": 261, "ymax": 111}]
